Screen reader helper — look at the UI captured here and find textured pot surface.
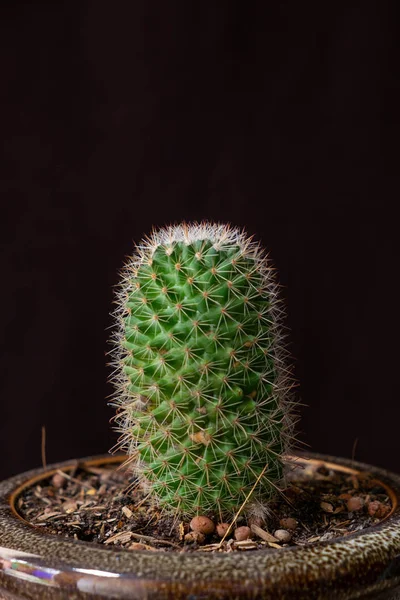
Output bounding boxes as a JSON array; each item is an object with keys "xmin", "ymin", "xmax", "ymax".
[{"xmin": 1, "ymin": 452, "xmax": 400, "ymax": 600}]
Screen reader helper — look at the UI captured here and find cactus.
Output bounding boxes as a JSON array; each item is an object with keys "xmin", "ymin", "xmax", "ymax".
[{"xmin": 109, "ymin": 223, "xmax": 296, "ymax": 519}]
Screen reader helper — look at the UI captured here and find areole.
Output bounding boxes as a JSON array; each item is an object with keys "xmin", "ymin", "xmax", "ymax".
[{"xmin": 1, "ymin": 452, "xmax": 400, "ymax": 600}]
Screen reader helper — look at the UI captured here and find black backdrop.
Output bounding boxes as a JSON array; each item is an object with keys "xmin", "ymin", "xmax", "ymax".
[{"xmin": 1, "ymin": 2, "xmax": 399, "ymax": 481}]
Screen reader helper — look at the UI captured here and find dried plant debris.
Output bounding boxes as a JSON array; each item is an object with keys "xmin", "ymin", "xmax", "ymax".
[{"xmin": 17, "ymin": 462, "xmax": 391, "ymax": 553}]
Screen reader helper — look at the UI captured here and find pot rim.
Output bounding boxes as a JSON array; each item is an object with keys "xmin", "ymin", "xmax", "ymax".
[{"xmin": 1, "ymin": 451, "xmax": 400, "ymax": 600}]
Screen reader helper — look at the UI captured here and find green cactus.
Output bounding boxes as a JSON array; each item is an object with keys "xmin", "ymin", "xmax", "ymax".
[{"xmin": 109, "ymin": 223, "xmax": 296, "ymax": 518}]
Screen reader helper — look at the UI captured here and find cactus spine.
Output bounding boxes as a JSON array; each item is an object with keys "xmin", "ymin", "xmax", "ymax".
[{"xmin": 110, "ymin": 223, "xmax": 296, "ymax": 518}]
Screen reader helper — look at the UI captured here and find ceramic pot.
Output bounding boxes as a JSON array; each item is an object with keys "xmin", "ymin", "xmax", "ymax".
[{"xmin": 1, "ymin": 452, "xmax": 400, "ymax": 600}]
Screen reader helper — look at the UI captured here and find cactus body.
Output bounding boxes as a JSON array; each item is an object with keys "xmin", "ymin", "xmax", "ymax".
[{"xmin": 110, "ymin": 223, "xmax": 295, "ymax": 517}]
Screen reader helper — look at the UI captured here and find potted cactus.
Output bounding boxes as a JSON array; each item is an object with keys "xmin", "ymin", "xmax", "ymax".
[{"xmin": 1, "ymin": 222, "xmax": 400, "ymax": 600}]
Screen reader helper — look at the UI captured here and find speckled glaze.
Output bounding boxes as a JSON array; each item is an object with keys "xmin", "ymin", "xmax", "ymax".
[{"xmin": 1, "ymin": 453, "xmax": 400, "ymax": 600}]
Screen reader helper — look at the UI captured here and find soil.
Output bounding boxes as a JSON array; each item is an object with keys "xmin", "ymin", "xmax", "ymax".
[{"xmin": 16, "ymin": 459, "xmax": 392, "ymax": 554}]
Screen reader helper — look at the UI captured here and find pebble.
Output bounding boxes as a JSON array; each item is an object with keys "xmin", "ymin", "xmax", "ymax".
[
  {"xmin": 62, "ymin": 500, "xmax": 77, "ymax": 514},
  {"xmin": 190, "ymin": 516, "xmax": 215, "ymax": 535},
  {"xmin": 216, "ymin": 522, "xmax": 230, "ymax": 538},
  {"xmin": 320, "ymin": 501, "xmax": 334, "ymax": 513},
  {"xmin": 184, "ymin": 531, "xmax": 205, "ymax": 544},
  {"xmin": 274, "ymin": 529, "xmax": 292, "ymax": 543},
  {"xmin": 346, "ymin": 496, "xmax": 365, "ymax": 512},
  {"xmin": 51, "ymin": 473, "xmax": 67, "ymax": 489},
  {"xmin": 234, "ymin": 526, "xmax": 252, "ymax": 541},
  {"xmin": 367, "ymin": 500, "xmax": 390, "ymax": 519},
  {"xmin": 128, "ymin": 542, "xmax": 158, "ymax": 551},
  {"xmin": 279, "ymin": 517, "xmax": 298, "ymax": 530}
]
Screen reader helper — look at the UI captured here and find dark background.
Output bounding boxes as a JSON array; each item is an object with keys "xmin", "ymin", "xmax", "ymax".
[{"xmin": 0, "ymin": 2, "xmax": 399, "ymax": 481}]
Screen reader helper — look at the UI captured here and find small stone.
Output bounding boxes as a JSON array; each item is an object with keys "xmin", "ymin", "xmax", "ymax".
[
  {"xmin": 320, "ymin": 501, "xmax": 334, "ymax": 513},
  {"xmin": 346, "ymin": 496, "xmax": 365, "ymax": 512},
  {"xmin": 234, "ymin": 526, "xmax": 252, "ymax": 541},
  {"xmin": 367, "ymin": 500, "xmax": 390, "ymax": 519},
  {"xmin": 190, "ymin": 515, "xmax": 215, "ymax": 535},
  {"xmin": 62, "ymin": 500, "xmax": 77, "ymax": 514},
  {"xmin": 216, "ymin": 522, "xmax": 230, "ymax": 538},
  {"xmin": 51, "ymin": 473, "xmax": 67, "ymax": 489},
  {"xmin": 279, "ymin": 517, "xmax": 298, "ymax": 530},
  {"xmin": 274, "ymin": 529, "xmax": 292, "ymax": 543},
  {"xmin": 185, "ymin": 531, "xmax": 206, "ymax": 544},
  {"xmin": 128, "ymin": 542, "xmax": 158, "ymax": 551}
]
